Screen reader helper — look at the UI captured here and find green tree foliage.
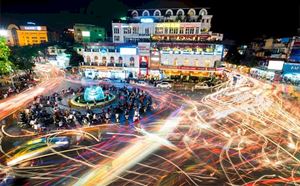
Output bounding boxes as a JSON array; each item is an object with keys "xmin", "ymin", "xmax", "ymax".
[
  {"xmin": 240, "ymin": 49, "xmax": 259, "ymax": 67},
  {"xmin": 224, "ymin": 47, "xmax": 242, "ymax": 65},
  {"xmin": 9, "ymin": 46, "xmax": 41, "ymax": 71},
  {"xmin": 0, "ymin": 37, "xmax": 14, "ymax": 75},
  {"xmin": 65, "ymin": 48, "xmax": 84, "ymax": 67}
]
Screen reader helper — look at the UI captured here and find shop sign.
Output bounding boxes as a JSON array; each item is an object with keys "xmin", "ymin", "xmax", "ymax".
[
  {"xmin": 156, "ymin": 23, "xmax": 180, "ymax": 28},
  {"xmin": 139, "ymin": 56, "xmax": 149, "ymax": 68},
  {"xmin": 283, "ymin": 63, "xmax": 300, "ymax": 74},
  {"xmin": 160, "ymin": 65, "xmax": 216, "ymax": 71},
  {"xmin": 138, "ymin": 42, "xmax": 150, "ymax": 56}
]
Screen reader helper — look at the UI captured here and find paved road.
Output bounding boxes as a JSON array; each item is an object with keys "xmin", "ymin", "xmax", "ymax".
[{"xmin": 1, "ymin": 72, "xmax": 300, "ymax": 185}]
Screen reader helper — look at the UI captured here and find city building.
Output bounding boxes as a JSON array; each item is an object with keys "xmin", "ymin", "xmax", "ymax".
[
  {"xmin": 79, "ymin": 7, "xmax": 224, "ymax": 80},
  {"xmin": 112, "ymin": 8, "xmax": 223, "ymax": 43},
  {"xmin": 79, "ymin": 43, "xmax": 140, "ymax": 79},
  {"xmin": 73, "ymin": 24, "xmax": 106, "ymax": 43},
  {"xmin": 47, "ymin": 45, "xmax": 70, "ymax": 69},
  {"xmin": 7, "ymin": 23, "xmax": 48, "ymax": 46}
]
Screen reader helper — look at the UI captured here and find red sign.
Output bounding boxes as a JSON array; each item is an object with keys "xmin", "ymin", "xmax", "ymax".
[{"xmin": 139, "ymin": 56, "xmax": 149, "ymax": 68}]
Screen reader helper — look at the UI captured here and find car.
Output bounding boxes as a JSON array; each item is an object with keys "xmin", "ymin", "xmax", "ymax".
[
  {"xmin": 136, "ymin": 81, "xmax": 148, "ymax": 86},
  {"xmin": 157, "ymin": 82, "xmax": 172, "ymax": 89},
  {"xmin": 194, "ymin": 82, "xmax": 210, "ymax": 89}
]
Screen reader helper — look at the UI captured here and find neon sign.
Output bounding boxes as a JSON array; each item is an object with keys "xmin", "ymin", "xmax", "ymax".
[
  {"xmin": 156, "ymin": 23, "xmax": 180, "ymax": 28},
  {"xmin": 141, "ymin": 18, "xmax": 154, "ymax": 23},
  {"xmin": 24, "ymin": 26, "xmax": 42, "ymax": 30}
]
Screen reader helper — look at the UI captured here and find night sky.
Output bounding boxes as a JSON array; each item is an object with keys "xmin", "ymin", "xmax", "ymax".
[{"xmin": 1, "ymin": 0, "xmax": 299, "ymax": 43}]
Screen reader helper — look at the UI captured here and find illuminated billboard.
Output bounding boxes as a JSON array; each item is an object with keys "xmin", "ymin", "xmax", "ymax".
[
  {"xmin": 267, "ymin": 60, "xmax": 284, "ymax": 70},
  {"xmin": 139, "ymin": 56, "xmax": 149, "ymax": 68},
  {"xmin": 141, "ymin": 18, "xmax": 154, "ymax": 23},
  {"xmin": 120, "ymin": 48, "xmax": 137, "ymax": 55},
  {"xmin": 82, "ymin": 31, "xmax": 90, "ymax": 37},
  {"xmin": 283, "ymin": 63, "xmax": 300, "ymax": 74}
]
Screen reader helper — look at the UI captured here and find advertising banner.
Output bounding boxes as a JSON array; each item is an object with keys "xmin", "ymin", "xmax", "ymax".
[
  {"xmin": 138, "ymin": 42, "xmax": 151, "ymax": 56},
  {"xmin": 139, "ymin": 56, "xmax": 149, "ymax": 68},
  {"xmin": 283, "ymin": 63, "xmax": 300, "ymax": 74}
]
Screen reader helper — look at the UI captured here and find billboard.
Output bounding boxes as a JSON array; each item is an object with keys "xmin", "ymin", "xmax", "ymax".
[
  {"xmin": 82, "ymin": 31, "xmax": 90, "ymax": 37},
  {"xmin": 138, "ymin": 42, "xmax": 150, "ymax": 56},
  {"xmin": 160, "ymin": 54, "xmax": 220, "ymax": 68},
  {"xmin": 139, "ymin": 56, "xmax": 149, "ymax": 68},
  {"xmin": 267, "ymin": 60, "xmax": 284, "ymax": 70},
  {"xmin": 283, "ymin": 63, "xmax": 300, "ymax": 74},
  {"xmin": 120, "ymin": 48, "xmax": 137, "ymax": 55}
]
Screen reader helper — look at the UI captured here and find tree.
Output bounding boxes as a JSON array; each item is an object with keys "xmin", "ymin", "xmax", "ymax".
[
  {"xmin": 224, "ymin": 46, "xmax": 242, "ymax": 65},
  {"xmin": 9, "ymin": 46, "xmax": 38, "ymax": 71},
  {"xmin": 0, "ymin": 36, "xmax": 14, "ymax": 75},
  {"xmin": 240, "ymin": 49, "xmax": 259, "ymax": 67},
  {"xmin": 65, "ymin": 48, "xmax": 84, "ymax": 67}
]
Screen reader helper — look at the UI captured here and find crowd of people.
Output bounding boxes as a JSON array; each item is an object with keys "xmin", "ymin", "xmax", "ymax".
[
  {"xmin": 18, "ymin": 85, "xmax": 152, "ymax": 132},
  {"xmin": 0, "ymin": 73, "xmax": 36, "ymax": 100}
]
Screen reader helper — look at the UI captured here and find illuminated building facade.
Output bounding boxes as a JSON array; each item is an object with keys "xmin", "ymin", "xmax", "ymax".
[
  {"xmin": 79, "ymin": 43, "xmax": 140, "ymax": 79},
  {"xmin": 112, "ymin": 8, "xmax": 223, "ymax": 43},
  {"xmin": 74, "ymin": 24, "xmax": 106, "ymax": 43},
  {"xmin": 7, "ymin": 23, "xmax": 48, "ymax": 46}
]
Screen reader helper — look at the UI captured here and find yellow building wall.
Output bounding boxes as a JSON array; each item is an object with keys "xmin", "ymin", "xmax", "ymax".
[{"xmin": 16, "ymin": 30, "xmax": 48, "ymax": 46}]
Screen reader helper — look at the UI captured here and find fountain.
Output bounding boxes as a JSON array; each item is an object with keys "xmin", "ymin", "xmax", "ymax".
[{"xmin": 69, "ymin": 85, "xmax": 115, "ymax": 108}]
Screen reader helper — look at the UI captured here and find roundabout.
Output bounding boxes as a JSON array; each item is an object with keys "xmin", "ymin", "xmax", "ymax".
[{"xmin": 69, "ymin": 85, "xmax": 116, "ymax": 108}]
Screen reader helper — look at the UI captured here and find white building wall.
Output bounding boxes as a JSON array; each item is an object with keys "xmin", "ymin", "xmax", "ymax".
[{"xmin": 82, "ymin": 51, "xmax": 139, "ymax": 68}]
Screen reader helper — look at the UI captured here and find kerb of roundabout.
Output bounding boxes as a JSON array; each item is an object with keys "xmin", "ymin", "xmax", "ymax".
[{"xmin": 69, "ymin": 85, "xmax": 116, "ymax": 108}]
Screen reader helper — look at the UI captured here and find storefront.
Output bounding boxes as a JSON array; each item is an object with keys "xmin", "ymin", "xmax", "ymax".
[
  {"xmin": 160, "ymin": 65, "xmax": 218, "ymax": 81},
  {"xmin": 81, "ymin": 66, "xmax": 127, "ymax": 79}
]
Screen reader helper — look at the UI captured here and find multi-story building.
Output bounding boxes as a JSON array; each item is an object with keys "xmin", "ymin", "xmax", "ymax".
[
  {"xmin": 7, "ymin": 23, "xmax": 48, "ymax": 46},
  {"xmin": 112, "ymin": 8, "xmax": 223, "ymax": 43},
  {"xmin": 79, "ymin": 43, "xmax": 140, "ymax": 79},
  {"xmin": 79, "ymin": 8, "xmax": 224, "ymax": 81},
  {"xmin": 73, "ymin": 24, "xmax": 106, "ymax": 43}
]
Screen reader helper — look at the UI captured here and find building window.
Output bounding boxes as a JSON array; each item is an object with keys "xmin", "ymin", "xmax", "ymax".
[
  {"xmin": 113, "ymin": 28, "xmax": 119, "ymax": 34},
  {"xmin": 195, "ymin": 27, "xmax": 199, "ymax": 34},
  {"xmin": 174, "ymin": 28, "xmax": 178, "ymax": 34},
  {"xmin": 114, "ymin": 36, "xmax": 120, "ymax": 41},
  {"xmin": 86, "ymin": 56, "xmax": 91, "ymax": 63},
  {"xmin": 94, "ymin": 56, "xmax": 99, "ymax": 62},
  {"xmin": 179, "ymin": 27, "xmax": 184, "ymax": 34},
  {"xmin": 154, "ymin": 10, "xmax": 161, "ymax": 16},
  {"xmin": 132, "ymin": 27, "xmax": 139, "ymax": 34},
  {"xmin": 145, "ymin": 28, "xmax": 150, "ymax": 35},
  {"xmin": 155, "ymin": 27, "xmax": 164, "ymax": 34},
  {"xmin": 129, "ymin": 57, "xmax": 135, "ymax": 67},
  {"xmin": 164, "ymin": 28, "xmax": 168, "ymax": 34},
  {"xmin": 169, "ymin": 28, "xmax": 174, "ymax": 34},
  {"xmin": 118, "ymin": 57, "xmax": 123, "ymax": 63},
  {"xmin": 185, "ymin": 27, "xmax": 194, "ymax": 34},
  {"xmin": 102, "ymin": 57, "xmax": 107, "ymax": 65},
  {"xmin": 123, "ymin": 28, "xmax": 129, "ymax": 34}
]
